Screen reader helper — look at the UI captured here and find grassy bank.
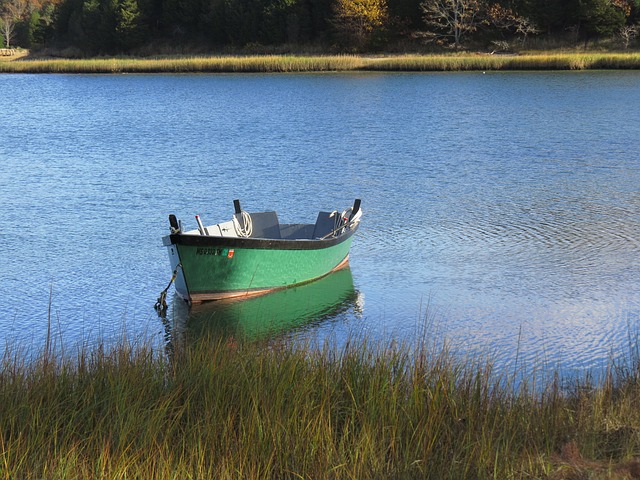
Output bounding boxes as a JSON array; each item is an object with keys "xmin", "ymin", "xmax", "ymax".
[
  {"xmin": 1, "ymin": 52, "xmax": 640, "ymax": 73},
  {"xmin": 2, "ymin": 332, "xmax": 640, "ymax": 479}
]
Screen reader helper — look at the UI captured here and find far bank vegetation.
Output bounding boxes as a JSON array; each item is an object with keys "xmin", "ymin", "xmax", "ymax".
[{"xmin": 0, "ymin": 0, "xmax": 640, "ymax": 56}]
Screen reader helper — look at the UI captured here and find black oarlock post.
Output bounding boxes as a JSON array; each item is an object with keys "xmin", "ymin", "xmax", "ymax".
[
  {"xmin": 351, "ymin": 199, "xmax": 361, "ymax": 218},
  {"xmin": 169, "ymin": 214, "xmax": 180, "ymax": 233}
]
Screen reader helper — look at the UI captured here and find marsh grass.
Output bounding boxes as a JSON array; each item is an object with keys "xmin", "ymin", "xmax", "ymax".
[
  {"xmin": 365, "ymin": 52, "xmax": 640, "ymax": 71},
  {"xmin": 1, "ymin": 52, "xmax": 640, "ymax": 73},
  {"xmin": 2, "ymin": 327, "xmax": 640, "ymax": 479},
  {"xmin": 0, "ymin": 55, "xmax": 366, "ymax": 74}
]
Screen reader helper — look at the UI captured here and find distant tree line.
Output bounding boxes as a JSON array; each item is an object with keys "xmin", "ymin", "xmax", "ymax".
[{"xmin": 1, "ymin": 0, "xmax": 639, "ymax": 53}]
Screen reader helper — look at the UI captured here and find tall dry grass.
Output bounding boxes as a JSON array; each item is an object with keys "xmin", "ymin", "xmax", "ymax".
[
  {"xmin": 0, "ymin": 55, "xmax": 364, "ymax": 73},
  {"xmin": 2, "ymin": 326, "xmax": 640, "ymax": 479},
  {"xmin": 1, "ymin": 52, "xmax": 640, "ymax": 73}
]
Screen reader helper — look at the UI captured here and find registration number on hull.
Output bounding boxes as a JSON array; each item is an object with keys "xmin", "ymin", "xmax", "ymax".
[{"xmin": 195, "ymin": 248, "xmax": 235, "ymax": 258}]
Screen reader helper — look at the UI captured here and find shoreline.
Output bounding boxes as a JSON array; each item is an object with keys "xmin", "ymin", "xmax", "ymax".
[
  {"xmin": 1, "ymin": 52, "xmax": 640, "ymax": 73},
  {"xmin": 2, "ymin": 331, "xmax": 640, "ymax": 478}
]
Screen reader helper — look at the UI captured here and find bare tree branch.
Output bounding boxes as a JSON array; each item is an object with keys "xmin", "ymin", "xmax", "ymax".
[
  {"xmin": 619, "ymin": 24, "xmax": 640, "ymax": 49},
  {"xmin": 420, "ymin": 0, "xmax": 485, "ymax": 49},
  {"xmin": 0, "ymin": 0, "xmax": 28, "ymax": 47}
]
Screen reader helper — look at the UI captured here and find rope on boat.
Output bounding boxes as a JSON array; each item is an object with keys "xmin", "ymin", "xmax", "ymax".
[
  {"xmin": 154, "ymin": 263, "xmax": 182, "ymax": 314},
  {"xmin": 233, "ymin": 210, "xmax": 253, "ymax": 237}
]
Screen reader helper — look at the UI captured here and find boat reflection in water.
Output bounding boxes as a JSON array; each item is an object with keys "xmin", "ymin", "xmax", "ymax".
[{"xmin": 164, "ymin": 267, "xmax": 360, "ymax": 346}]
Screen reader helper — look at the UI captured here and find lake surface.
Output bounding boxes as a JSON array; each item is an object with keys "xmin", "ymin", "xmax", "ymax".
[{"xmin": 1, "ymin": 71, "xmax": 639, "ymax": 378}]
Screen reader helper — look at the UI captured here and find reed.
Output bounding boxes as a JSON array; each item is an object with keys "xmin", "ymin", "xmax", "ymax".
[
  {"xmin": 0, "ymin": 55, "xmax": 366, "ymax": 74},
  {"xmin": 1, "ymin": 330, "xmax": 640, "ymax": 479},
  {"xmin": 1, "ymin": 52, "xmax": 640, "ymax": 73},
  {"xmin": 364, "ymin": 52, "xmax": 640, "ymax": 71}
]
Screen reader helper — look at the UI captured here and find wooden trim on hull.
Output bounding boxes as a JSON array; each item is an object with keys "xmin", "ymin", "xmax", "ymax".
[{"xmin": 187, "ymin": 255, "xmax": 351, "ymax": 304}]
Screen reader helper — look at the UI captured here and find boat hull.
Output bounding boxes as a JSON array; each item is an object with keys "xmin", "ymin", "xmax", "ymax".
[{"xmin": 163, "ymin": 228, "xmax": 356, "ymax": 303}]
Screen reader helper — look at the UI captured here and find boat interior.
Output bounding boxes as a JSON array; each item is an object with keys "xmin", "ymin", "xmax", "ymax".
[
  {"xmin": 186, "ymin": 211, "xmax": 342, "ymax": 240},
  {"xmin": 173, "ymin": 199, "xmax": 361, "ymax": 241}
]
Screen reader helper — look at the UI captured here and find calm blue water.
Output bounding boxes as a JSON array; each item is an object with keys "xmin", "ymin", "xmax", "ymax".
[{"xmin": 1, "ymin": 71, "xmax": 639, "ymax": 377}]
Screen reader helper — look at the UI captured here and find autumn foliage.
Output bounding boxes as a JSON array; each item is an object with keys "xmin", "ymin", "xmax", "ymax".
[
  {"xmin": 332, "ymin": 0, "xmax": 388, "ymax": 49},
  {"xmin": 0, "ymin": 0, "xmax": 639, "ymax": 52}
]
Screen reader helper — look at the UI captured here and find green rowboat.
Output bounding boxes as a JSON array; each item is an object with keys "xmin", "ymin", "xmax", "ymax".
[{"xmin": 162, "ymin": 199, "xmax": 362, "ymax": 304}]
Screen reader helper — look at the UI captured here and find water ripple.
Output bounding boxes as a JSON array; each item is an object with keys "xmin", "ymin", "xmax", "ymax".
[{"xmin": 1, "ymin": 72, "xmax": 640, "ymax": 378}]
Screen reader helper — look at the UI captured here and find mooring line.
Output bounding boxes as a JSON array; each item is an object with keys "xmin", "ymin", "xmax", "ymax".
[{"xmin": 154, "ymin": 263, "xmax": 182, "ymax": 315}]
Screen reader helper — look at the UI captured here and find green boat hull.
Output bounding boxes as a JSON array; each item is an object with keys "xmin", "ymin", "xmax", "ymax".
[{"xmin": 163, "ymin": 228, "xmax": 356, "ymax": 303}]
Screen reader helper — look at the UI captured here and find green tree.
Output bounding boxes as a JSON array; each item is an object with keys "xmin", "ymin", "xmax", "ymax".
[
  {"xmin": 27, "ymin": 5, "xmax": 54, "ymax": 45},
  {"xmin": 513, "ymin": 0, "xmax": 571, "ymax": 34},
  {"xmin": 53, "ymin": 0, "xmax": 146, "ymax": 53},
  {"xmin": 80, "ymin": 0, "xmax": 116, "ymax": 52},
  {"xmin": 161, "ymin": 0, "xmax": 208, "ymax": 41},
  {"xmin": 262, "ymin": 0, "xmax": 299, "ymax": 43},
  {"xmin": 217, "ymin": 0, "xmax": 301, "ymax": 46},
  {"xmin": 115, "ymin": 0, "xmax": 145, "ymax": 49},
  {"xmin": 631, "ymin": 0, "xmax": 640, "ymax": 22},
  {"xmin": 221, "ymin": 0, "xmax": 262, "ymax": 45},
  {"xmin": 579, "ymin": 0, "xmax": 626, "ymax": 39},
  {"xmin": 31, "ymin": 10, "xmax": 42, "ymax": 43}
]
